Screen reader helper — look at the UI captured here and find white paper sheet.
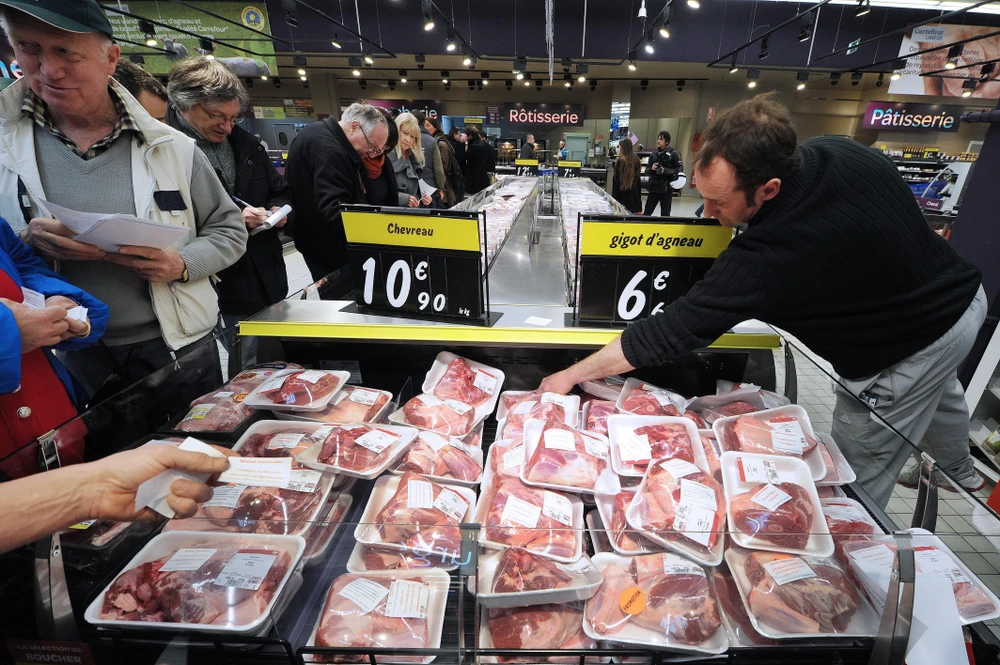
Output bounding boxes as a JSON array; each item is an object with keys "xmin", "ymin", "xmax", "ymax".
[
  {"xmin": 418, "ymin": 179, "xmax": 437, "ymax": 197},
  {"xmin": 42, "ymin": 199, "xmax": 189, "ymax": 251}
]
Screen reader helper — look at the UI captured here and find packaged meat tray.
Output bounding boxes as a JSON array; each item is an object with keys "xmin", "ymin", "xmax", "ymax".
[
  {"xmin": 699, "ymin": 429, "xmax": 723, "ymax": 484},
  {"xmin": 579, "ymin": 375, "xmax": 627, "ymax": 401},
  {"xmin": 475, "ymin": 476, "xmax": 585, "ymax": 563},
  {"xmin": 304, "ymin": 570, "xmax": 450, "ymax": 664},
  {"xmin": 496, "ymin": 391, "xmax": 580, "ymax": 441},
  {"xmin": 390, "ymin": 394, "xmax": 480, "ymax": 438},
  {"xmin": 724, "ymin": 546, "xmax": 880, "ymax": 639},
  {"xmin": 821, "ymin": 497, "xmax": 885, "ymax": 548},
  {"xmin": 606, "ymin": 415, "xmax": 704, "ymax": 478},
  {"xmin": 615, "ymin": 379, "xmax": 685, "ymax": 417},
  {"xmin": 354, "ymin": 473, "xmax": 476, "ymax": 557},
  {"xmin": 624, "ymin": 458, "xmax": 726, "ymax": 566},
  {"xmin": 841, "ymin": 528, "xmax": 1000, "ymax": 625},
  {"xmin": 815, "ymin": 433, "xmax": 857, "ymax": 486},
  {"xmin": 422, "ymin": 352, "xmax": 506, "ymax": 421},
  {"xmin": 710, "ymin": 566, "xmax": 776, "ymax": 646},
  {"xmin": 60, "ymin": 520, "xmax": 156, "ymax": 551},
  {"xmin": 582, "ymin": 399, "xmax": 616, "ymax": 436},
  {"xmin": 273, "ymin": 385, "xmax": 393, "ymax": 424},
  {"xmin": 713, "ymin": 405, "xmax": 827, "ymax": 482},
  {"xmin": 480, "ymin": 602, "xmax": 602, "ymax": 663},
  {"xmin": 233, "ymin": 421, "xmax": 340, "ymax": 462},
  {"xmin": 585, "ymin": 511, "xmax": 613, "ymax": 555},
  {"xmin": 392, "ymin": 430, "xmax": 484, "ymax": 486},
  {"xmin": 472, "ymin": 548, "xmax": 604, "ymax": 608},
  {"xmin": 84, "ymin": 531, "xmax": 305, "ymax": 634},
  {"xmin": 582, "ymin": 552, "xmax": 729, "ymax": 655},
  {"xmin": 303, "ymin": 493, "xmax": 354, "ymax": 566},
  {"xmin": 520, "ymin": 420, "xmax": 620, "ymax": 496},
  {"xmin": 347, "ymin": 542, "xmax": 460, "ymax": 573},
  {"xmin": 720, "ymin": 451, "xmax": 834, "ymax": 557},
  {"xmin": 683, "ymin": 385, "xmax": 770, "ymax": 425},
  {"xmin": 594, "ymin": 490, "xmax": 664, "ymax": 556},
  {"xmin": 243, "ymin": 369, "xmax": 350, "ymax": 412},
  {"xmin": 296, "ymin": 423, "xmax": 419, "ymax": 479},
  {"xmin": 484, "ymin": 438, "xmax": 526, "ymax": 481}
]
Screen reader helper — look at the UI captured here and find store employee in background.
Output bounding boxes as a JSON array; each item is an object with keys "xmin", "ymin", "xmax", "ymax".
[
  {"xmin": 520, "ymin": 134, "xmax": 536, "ymax": 160},
  {"xmin": 540, "ymin": 93, "xmax": 986, "ymax": 508}
]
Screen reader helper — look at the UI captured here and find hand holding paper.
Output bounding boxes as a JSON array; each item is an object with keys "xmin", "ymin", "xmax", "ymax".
[
  {"xmin": 0, "ymin": 297, "xmax": 71, "ymax": 353},
  {"xmin": 26, "ymin": 217, "xmax": 105, "ymax": 262},
  {"xmin": 248, "ymin": 204, "xmax": 292, "ymax": 237},
  {"xmin": 104, "ymin": 246, "xmax": 187, "ymax": 283},
  {"xmin": 131, "ymin": 438, "xmax": 233, "ymax": 519}
]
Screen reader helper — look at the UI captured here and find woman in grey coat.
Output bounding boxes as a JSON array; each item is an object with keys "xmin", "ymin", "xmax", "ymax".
[{"xmin": 388, "ymin": 113, "xmax": 433, "ymax": 208}]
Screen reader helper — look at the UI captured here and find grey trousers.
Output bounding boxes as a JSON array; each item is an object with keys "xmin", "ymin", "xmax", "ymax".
[{"xmin": 832, "ymin": 285, "xmax": 987, "ymax": 508}]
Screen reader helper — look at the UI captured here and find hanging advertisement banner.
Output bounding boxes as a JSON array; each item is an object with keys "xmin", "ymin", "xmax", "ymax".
[{"xmin": 888, "ymin": 24, "xmax": 1000, "ymax": 99}]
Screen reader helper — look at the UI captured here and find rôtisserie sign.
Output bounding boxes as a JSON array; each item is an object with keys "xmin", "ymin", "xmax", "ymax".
[{"xmin": 505, "ymin": 103, "xmax": 586, "ymax": 127}]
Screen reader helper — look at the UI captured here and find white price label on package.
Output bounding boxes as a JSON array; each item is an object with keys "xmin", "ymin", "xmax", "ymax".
[
  {"xmin": 217, "ymin": 457, "xmax": 292, "ymax": 488},
  {"xmin": 214, "ymin": 391, "xmax": 234, "ymax": 399},
  {"xmin": 422, "ymin": 433, "xmax": 450, "ymax": 452},
  {"xmin": 650, "ymin": 391, "xmax": 675, "ymax": 407},
  {"xmin": 433, "ymin": 488, "xmax": 469, "ymax": 522},
  {"xmin": 20, "ymin": 287, "xmax": 45, "ymax": 309},
  {"xmin": 503, "ymin": 446, "xmax": 525, "ymax": 471},
  {"xmin": 662, "ymin": 553, "xmax": 706, "ymax": 577},
  {"xmin": 473, "ymin": 370, "xmax": 498, "ymax": 394},
  {"xmin": 849, "ymin": 543, "xmax": 896, "ymax": 571},
  {"xmin": 214, "ymin": 552, "xmax": 277, "ymax": 591},
  {"xmin": 501, "ymin": 495, "xmax": 541, "ymax": 528},
  {"xmin": 203, "ymin": 484, "xmax": 247, "ymax": 509},
  {"xmin": 257, "ymin": 374, "xmax": 289, "ymax": 393},
  {"xmin": 356, "ymin": 428, "xmax": 398, "ymax": 454},
  {"xmin": 583, "ymin": 436, "xmax": 608, "ymax": 460},
  {"xmin": 660, "ymin": 458, "xmax": 701, "ymax": 479},
  {"xmin": 444, "ymin": 399, "xmax": 473, "ymax": 415},
  {"xmin": 286, "ymin": 469, "xmax": 323, "ymax": 493},
  {"xmin": 184, "ymin": 403, "xmax": 215, "ymax": 421},
  {"xmin": 313, "ymin": 426, "xmax": 335, "ymax": 442},
  {"xmin": 296, "ymin": 369, "xmax": 327, "ymax": 384},
  {"xmin": 822, "ymin": 504, "xmax": 869, "ymax": 523},
  {"xmin": 416, "ymin": 394, "xmax": 443, "ymax": 407},
  {"xmin": 348, "ymin": 388, "xmax": 380, "ymax": 406},
  {"xmin": 763, "ymin": 557, "xmax": 818, "ymax": 585},
  {"xmin": 769, "ymin": 417, "xmax": 806, "ymax": 455},
  {"xmin": 408, "ymin": 480, "xmax": 435, "ymax": 509},
  {"xmin": 543, "ymin": 429, "xmax": 577, "ymax": 451},
  {"xmin": 542, "ymin": 491, "xmax": 574, "ymax": 526},
  {"xmin": 338, "ymin": 577, "xmax": 390, "ymax": 613},
  {"xmin": 541, "ymin": 393, "xmax": 568, "ymax": 408},
  {"xmin": 679, "ymin": 479, "xmax": 718, "ymax": 510},
  {"xmin": 672, "ymin": 503, "xmax": 716, "ymax": 547},
  {"xmin": 513, "ymin": 400, "xmax": 537, "ymax": 415},
  {"xmin": 160, "ymin": 548, "xmax": 217, "ymax": 572},
  {"xmin": 751, "ymin": 484, "xmax": 793, "ymax": 512},
  {"xmin": 268, "ymin": 432, "xmax": 305, "ymax": 450},
  {"xmin": 385, "ymin": 580, "xmax": 430, "ymax": 619},
  {"xmin": 618, "ymin": 432, "xmax": 652, "ymax": 463},
  {"xmin": 739, "ymin": 457, "xmax": 780, "ymax": 484},
  {"xmin": 915, "ymin": 548, "xmax": 971, "ymax": 584}
]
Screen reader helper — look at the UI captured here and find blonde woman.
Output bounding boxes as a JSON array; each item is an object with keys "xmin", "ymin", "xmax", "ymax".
[{"xmin": 388, "ymin": 113, "xmax": 432, "ymax": 208}]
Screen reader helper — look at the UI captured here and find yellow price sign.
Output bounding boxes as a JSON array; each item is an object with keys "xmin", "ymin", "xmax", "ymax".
[{"xmin": 342, "ymin": 211, "xmax": 481, "ymax": 252}]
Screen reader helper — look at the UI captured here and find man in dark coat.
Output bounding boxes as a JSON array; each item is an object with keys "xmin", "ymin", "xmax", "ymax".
[{"xmin": 464, "ymin": 126, "xmax": 491, "ymax": 194}]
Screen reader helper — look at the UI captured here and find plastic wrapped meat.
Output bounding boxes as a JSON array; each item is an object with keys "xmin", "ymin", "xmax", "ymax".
[
  {"xmin": 362, "ymin": 546, "xmax": 458, "ymax": 571},
  {"xmin": 176, "ymin": 363, "xmax": 302, "ymax": 432},
  {"xmin": 308, "ymin": 386, "xmax": 391, "ymax": 423},
  {"xmin": 585, "ymin": 553, "xmax": 722, "ymax": 644},
  {"xmin": 702, "ymin": 401, "xmax": 760, "ymax": 424},
  {"xmin": 318, "ymin": 425, "xmax": 401, "ymax": 473},
  {"xmin": 489, "ymin": 439, "xmax": 526, "ymax": 479},
  {"xmin": 401, "ymin": 394, "xmax": 477, "ymax": 437},
  {"xmin": 683, "ymin": 410, "xmax": 706, "ymax": 428},
  {"xmin": 304, "ymin": 496, "xmax": 351, "ymax": 559},
  {"xmin": 525, "ymin": 422, "xmax": 608, "ymax": 490},
  {"xmin": 711, "ymin": 569, "xmax": 774, "ymax": 645},
  {"xmin": 730, "ymin": 482, "xmax": 815, "ymax": 550},
  {"xmin": 620, "ymin": 385, "xmax": 680, "ymax": 416},
  {"xmin": 502, "ymin": 394, "xmax": 569, "ymax": 440},
  {"xmin": 241, "ymin": 428, "xmax": 326, "ymax": 459},
  {"xmin": 722, "ymin": 415, "xmax": 818, "ymax": 457},
  {"xmin": 585, "ymin": 400, "xmax": 616, "ymax": 435},
  {"xmin": 491, "ymin": 548, "xmax": 574, "ymax": 593},
  {"xmin": 700, "ymin": 434, "xmax": 722, "ymax": 484},
  {"xmin": 315, "ymin": 574, "xmax": 429, "ymax": 658},
  {"xmin": 630, "ymin": 459, "xmax": 726, "ymax": 551},
  {"xmin": 168, "ymin": 483, "xmax": 324, "ymax": 536},
  {"xmin": 375, "ymin": 472, "xmax": 469, "ymax": 556},
  {"xmin": 822, "ymin": 503, "xmax": 876, "ymax": 539},
  {"xmin": 397, "ymin": 432, "xmax": 482, "ymax": 482},
  {"xmin": 431, "ymin": 357, "xmax": 496, "ymax": 406},
  {"xmin": 817, "ymin": 443, "xmax": 841, "ymax": 483},
  {"xmin": 258, "ymin": 370, "xmax": 343, "ymax": 407},
  {"xmin": 481, "ymin": 478, "xmax": 579, "ymax": 560},
  {"xmin": 489, "ymin": 604, "xmax": 593, "ymax": 661},
  {"xmin": 99, "ymin": 542, "xmax": 292, "ymax": 625},
  {"xmin": 744, "ymin": 551, "xmax": 861, "ymax": 633},
  {"xmin": 609, "ymin": 491, "xmax": 660, "ymax": 553},
  {"xmin": 617, "ymin": 423, "xmax": 696, "ymax": 475}
]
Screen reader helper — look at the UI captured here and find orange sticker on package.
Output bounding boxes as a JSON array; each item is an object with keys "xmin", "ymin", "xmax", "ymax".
[{"xmin": 618, "ymin": 586, "xmax": 647, "ymax": 615}]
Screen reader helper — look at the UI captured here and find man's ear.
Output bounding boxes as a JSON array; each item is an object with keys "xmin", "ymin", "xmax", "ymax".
[{"xmin": 759, "ymin": 177, "xmax": 782, "ymax": 203}]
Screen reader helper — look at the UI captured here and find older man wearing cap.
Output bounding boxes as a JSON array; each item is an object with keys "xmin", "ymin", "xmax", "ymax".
[{"xmin": 0, "ymin": 0, "xmax": 246, "ymax": 399}]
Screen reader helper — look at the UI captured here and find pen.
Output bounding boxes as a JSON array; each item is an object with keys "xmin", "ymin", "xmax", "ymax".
[{"xmin": 231, "ymin": 195, "xmax": 253, "ymax": 209}]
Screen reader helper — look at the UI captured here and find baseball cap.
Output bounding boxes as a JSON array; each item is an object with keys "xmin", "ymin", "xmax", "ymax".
[{"xmin": 0, "ymin": 0, "xmax": 115, "ymax": 39}]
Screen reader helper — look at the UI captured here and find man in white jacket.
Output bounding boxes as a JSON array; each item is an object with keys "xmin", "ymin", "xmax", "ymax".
[{"xmin": 0, "ymin": 0, "xmax": 246, "ymax": 398}]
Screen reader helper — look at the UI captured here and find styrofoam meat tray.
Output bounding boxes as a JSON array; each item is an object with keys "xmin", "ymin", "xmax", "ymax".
[
  {"xmin": 519, "ymin": 419, "xmax": 620, "ymax": 496},
  {"xmin": 816, "ymin": 433, "xmax": 857, "ymax": 486},
  {"xmin": 387, "ymin": 396, "xmax": 482, "ymax": 439},
  {"xmin": 614, "ymin": 378, "xmax": 686, "ymax": 415},
  {"xmin": 606, "ymin": 414, "xmax": 705, "ymax": 478},
  {"xmin": 586, "ymin": 510, "xmax": 613, "ymax": 555},
  {"xmin": 302, "ymin": 493, "xmax": 354, "ymax": 566},
  {"xmin": 346, "ymin": 541, "xmax": 460, "ymax": 573},
  {"xmin": 388, "ymin": 430, "xmax": 485, "ymax": 487},
  {"xmin": 471, "ymin": 550, "xmax": 604, "ymax": 607},
  {"xmin": 594, "ymin": 491, "xmax": 664, "ymax": 557},
  {"xmin": 724, "ymin": 546, "xmax": 880, "ymax": 640},
  {"xmin": 479, "ymin": 601, "xmax": 610, "ymax": 664},
  {"xmin": 296, "ymin": 423, "xmax": 419, "ymax": 480},
  {"xmin": 354, "ymin": 474, "xmax": 477, "ymax": 555},
  {"xmin": 712, "ymin": 405, "xmax": 827, "ymax": 482},
  {"xmin": 232, "ymin": 419, "xmax": 338, "ymax": 458},
  {"xmin": 303, "ymin": 569, "xmax": 451, "ymax": 664},
  {"xmin": 481, "ymin": 439, "xmax": 524, "ymax": 486},
  {"xmin": 272, "ymin": 386, "xmax": 394, "ymax": 424},
  {"xmin": 422, "ymin": 351, "xmax": 506, "ymax": 422},
  {"xmin": 579, "ymin": 375, "xmax": 627, "ymax": 401},
  {"xmin": 720, "ymin": 451, "xmax": 834, "ymax": 558},
  {"xmin": 243, "ymin": 369, "xmax": 350, "ymax": 413},
  {"xmin": 582, "ymin": 552, "xmax": 729, "ymax": 655},
  {"xmin": 683, "ymin": 386, "xmax": 770, "ymax": 418},
  {"xmin": 496, "ymin": 392, "xmax": 581, "ymax": 438},
  {"xmin": 84, "ymin": 531, "xmax": 306, "ymax": 634},
  {"xmin": 820, "ymin": 497, "xmax": 885, "ymax": 537}
]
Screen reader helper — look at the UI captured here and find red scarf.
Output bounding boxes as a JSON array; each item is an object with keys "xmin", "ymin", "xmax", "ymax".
[{"xmin": 362, "ymin": 154, "xmax": 384, "ymax": 180}]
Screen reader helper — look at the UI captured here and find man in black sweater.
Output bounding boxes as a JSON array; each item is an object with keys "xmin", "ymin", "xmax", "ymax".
[
  {"xmin": 541, "ymin": 94, "xmax": 985, "ymax": 507},
  {"xmin": 644, "ymin": 131, "xmax": 682, "ymax": 216}
]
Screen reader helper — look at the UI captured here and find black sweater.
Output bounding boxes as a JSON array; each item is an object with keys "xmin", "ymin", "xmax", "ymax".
[{"xmin": 620, "ymin": 136, "xmax": 982, "ymax": 380}]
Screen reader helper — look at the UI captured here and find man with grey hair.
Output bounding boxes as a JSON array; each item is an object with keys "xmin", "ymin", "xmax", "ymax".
[
  {"xmin": 519, "ymin": 134, "xmax": 536, "ymax": 160},
  {"xmin": 286, "ymin": 102, "xmax": 388, "ymax": 281},
  {"xmin": 0, "ymin": 0, "xmax": 246, "ymax": 398},
  {"xmin": 165, "ymin": 57, "xmax": 290, "ymax": 368}
]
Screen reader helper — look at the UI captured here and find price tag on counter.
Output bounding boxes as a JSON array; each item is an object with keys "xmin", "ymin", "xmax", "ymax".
[
  {"xmin": 514, "ymin": 159, "xmax": 539, "ymax": 177},
  {"xmin": 557, "ymin": 160, "xmax": 582, "ymax": 178},
  {"xmin": 342, "ymin": 205, "xmax": 489, "ymax": 323},
  {"xmin": 574, "ymin": 215, "xmax": 732, "ymax": 325}
]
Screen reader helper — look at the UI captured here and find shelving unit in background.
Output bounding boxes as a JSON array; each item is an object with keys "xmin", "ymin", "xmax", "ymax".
[{"xmin": 968, "ymin": 322, "xmax": 1000, "ymax": 479}]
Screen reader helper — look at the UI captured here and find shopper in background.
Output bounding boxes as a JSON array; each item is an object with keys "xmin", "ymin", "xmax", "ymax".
[
  {"xmin": 557, "ymin": 139, "xmax": 568, "ymax": 161},
  {"xmin": 447, "ymin": 126, "xmax": 467, "ymax": 179},
  {"xmin": 286, "ymin": 102, "xmax": 388, "ymax": 281},
  {"xmin": 644, "ymin": 131, "xmax": 682, "ymax": 216},
  {"xmin": 0, "ymin": 2, "xmax": 246, "ymax": 402},
  {"xmin": 485, "ymin": 136, "xmax": 498, "ymax": 184},
  {"xmin": 520, "ymin": 134, "xmax": 536, "ymax": 160},
  {"xmin": 540, "ymin": 93, "xmax": 985, "ymax": 507},
  {"xmin": 464, "ymin": 125, "xmax": 490, "ymax": 195},
  {"xmin": 612, "ymin": 137, "xmax": 642, "ymax": 214},
  {"xmin": 112, "ymin": 59, "xmax": 168, "ymax": 121},
  {"xmin": 425, "ymin": 116, "xmax": 457, "ymax": 206},
  {"xmin": 165, "ymin": 58, "xmax": 291, "ymax": 370},
  {"xmin": 412, "ymin": 111, "xmax": 447, "ymax": 208},
  {"xmin": 361, "ymin": 109, "xmax": 399, "ymax": 207},
  {"xmin": 389, "ymin": 113, "xmax": 432, "ymax": 208}
]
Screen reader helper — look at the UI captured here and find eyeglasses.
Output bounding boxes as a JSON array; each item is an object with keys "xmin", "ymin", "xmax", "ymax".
[
  {"xmin": 200, "ymin": 105, "xmax": 241, "ymax": 125},
  {"xmin": 356, "ymin": 122, "xmax": 386, "ymax": 157}
]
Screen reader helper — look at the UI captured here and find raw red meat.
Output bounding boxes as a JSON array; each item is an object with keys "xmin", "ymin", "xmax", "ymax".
[
  {"xmin": 711, "ymin": 569, "xmax": 774, "ymax": 645},
  {"xmin": 608, "ymin": 490, "xmax": 660, "ymax": 553},
  {"xmin": 502, "ymin": 394, "xmax": 569, "ymax": 440},
  {"xmin": 304, "ymin": 497, "xmax": 350, "ymax": 559},
  {"xmin": 501, "ymin": 391, "xmax": 540, "ymax": 413},
  {"xmin": 241, "ymin": 428, "xmax": 324, "ymax": 459},
  {"xmin": 259, "ymin": 370, "xmax": 342, "ymax": 406},
  {"xmin": 730, "ymin": 482, "xmax": 815, "ymax": 550},
  {"xmin": 398, "ymin": 432, "xmax": 482, "ymax": 482},
  {"xmin": 700, "ymin": 434, "xmax": 722, "ymax": 484},
  {"xmin": 175, "ymin": 483, "xmax": 324, "ymax": 536},
  {"xmin": 525, "ymin": 422, "xmax": 608, "ymax": 490},
  {"xmin": 315, "ymin": 574, "xmax": 429, "ymax": 658},
  {"xmin": 630, "ymin": 459, "xmax": 725, "ymax": 551},
  {"xmin": 488, "ymin": 603, "xmax": 587, "ymax": 659},
  {"xmin": 177, "ymin": 364, "xmax": 301, "ymax": 431},
  {"xmin": 309, "ymin": 386, "xmax": 390, "ymax": 423},
  {"xmin": 481, "ymin": 478, "xmax": 579, "ymax": 560},
  {"xmin": 817, "ymin": 443, "xmax": 841, "ymax": 483},
  {"xmin": 99, "ymin": 542, "xmax": 291, "ymax": 625},
  {"xmin": 489, "ymin": 439, "xmax": 525, "ymax": 478},
  {"xmin": 318, "ymin": 425, "xmax": 401, "ymax": 472},
  {"xmin": 719, "ymin": 401, "xmax": 759, "ymax": 417},
  {"xmin": 744, "ymin": 551, "xmax": 861, "ymax": 633},
  {"xmin": 683, "ymin": 410, "xmax": 706, "ymax": 428},
  {"xmin": 822, "ymin": 504, "xmax": 875, "ymax": 538},
  {"xmin": 620, "ymin": 385, "xmax": 680, "ymax": 416},
  {"xmin": 402, "ymin": 394, "xmax": 477, "ymax": 437},
  {"xmin": 432, "ymin": 357, "xmax": 495, "ymax": 406},
  {"xmin": 585, "ymin": 563, "xmax": 633, "ymax": 634},
  {"xmin": 585, "ymin": 400, "xmax": 616, "ymax": 435},
  {"xmin": 362, "ymin": 546, "xmax": 457, "ymax": 570},
  {"xmin": 491, "ymin": 548, "xmax": 574, "ymax": 593},
  {"xmin": 640, "ymin": 423, "xmax": 695, "ymax": 464},
  {"xmin": 374, "ymin": 472, "xmax": 469, "ymax": 555},
  {"xmin": 722, "ymin": 415, "xmax": 818, "ymax": 457}
]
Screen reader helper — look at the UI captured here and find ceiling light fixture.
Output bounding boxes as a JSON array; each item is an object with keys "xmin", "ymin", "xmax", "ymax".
[
  {"xmin": 759, "ymin": 35, "xmax": 770, "ymax": 59},
  {"xmin": 638, "ymin": 0, "xmax": 648, "ymax": 18},
  {"xmin": 640, "ymin": 79, "xmax": 649, "ymax": 91},
  {"xmin": 855, "ymin": 0, "xmax": 870, "ymax": 17},
  {"xmin": 876, "ymin": 72, "xmax": 884, "ymax": 87},
  {"xmin": 446, "ymin": 28, "xmax": 457, "ymax": 52},
  {"xmin": 359, "ymin": 79, "xmax": 367, "ymax": 89},
  {"xmin": 729, "ymin": 56, "xmax": 738, "ymax": 73},
  {"xmin": 590, "ymin": 79, "xmax": 597, "ymax": 91},
  {"xmin": 688, "ymin": 0, "xmax": 700, "ymax": 7},
  {"xmin": 364, "ymin": 53, "xmax": 374, "ymax": 65},
  {"xmin": 747, "ymin": 69, "xmax": 759, "ymax": 88},
  {"xmin": 525, "ymin": 80, "xmax": 531, "ymax": 86},
  {"xmin": 945, "ymin": 44, "xmax": 964, "ymax": 69},
  {"xmin": 331, "ymin": 33, "xmax": 342, "ymax": 49},
  {"xmin": 352, "ymin": 69, "xmax": 361, "ymax": 76},
  {"xmin": 139, "ymin": 19, "xmax": 157, "ymax": 46},
  {"xmin": 851, "ymin": 71, "xmax": 863, "ymax": 86},
  {"xmin": 199, "ymin": 37, "xmax": 215, "ymax": 59},
  {"xmin": 645, "ymin": 38, "xmax": 655, "ymax": 54},
  {"xmin": 629, "ymin": 60, "xmax": 637, "ymax": 71},
  {"xmin": 423, "ymin": 8, "xmax": 435, "ymax": 31},
  {"xmin": 962, "ymin": 79, "xmax": 977, "ymax": 96},
  {"xmin": 536, "ymin": 79, "xmax": 543, "ymax": 90},
  {"xmin": 399, "ymin": 69, "xmax": 408, "ymax": 82},
  {"xmin": 830, "ymin": 71, "xmax": 842, "ymax": 85},
  {"xmin": 300, "ymin": 75, "xmax": 307, "ymax": 81},
  {"xmin": 297, "ymin": 68, "xmax": 306, "ymax": 76},
  {"xmin": 981, "ymin": 62, "xmax": 996, "ymax": 80},
  {"xmin": 578, "ymin": 74, "xmax": 586, "ymax": 83},
  {"xmin": 796, "ymin": 70, "xmax": 809, "ymax": 90},
  {"xmin": 261, "ymin": 74, "xmax": 268, "ymax": 81},
  {"xmin": 799, "ymin": 13, "xmax": 814, "ymax": 42},
  {"xmin": 516, "ymin": 72, "xmax": 524, "ymax": 80}
]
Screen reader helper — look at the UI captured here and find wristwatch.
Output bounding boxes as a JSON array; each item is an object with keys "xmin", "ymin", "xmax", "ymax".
[{"xmin": 178, "ymin": 267, "xmax": 189, "ymax": 283}]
